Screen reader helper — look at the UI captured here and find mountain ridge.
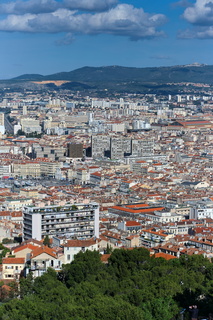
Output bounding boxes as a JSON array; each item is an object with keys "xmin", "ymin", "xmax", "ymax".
[{"xmin": 11, "ymin": 64, "xmax": 213, "ymax": 84}]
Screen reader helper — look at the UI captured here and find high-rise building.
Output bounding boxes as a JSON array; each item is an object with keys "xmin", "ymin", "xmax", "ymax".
[
  {"xmin": 110, "ymin": 137, "xmax": 132, "ymax": 159},
  {"xmin": 91, "ymin": 135, "xmax": 110, "ymax": 158},
  {"xmin": 23, "ymin": 105, "xmax": 27, "ymax": 116},
  {"xmin": 131, "ymin": 138, "xmax": 154, "ymax": 157},
  {"xmin": 23, "ymin": 202, "xmax": 99, "ymax": 241},
  {"xmin": 0, "ymin": 113, "xmax": 5, "ymax": 134},
  {"xmin": 67, "ymin": 143, "xmax": 83, "ymax": 159}
]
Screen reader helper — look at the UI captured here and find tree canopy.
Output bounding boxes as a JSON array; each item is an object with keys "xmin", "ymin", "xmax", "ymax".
[{"xmin": 0, "ymin": 248, "xmax": 213, "ymax": 319}]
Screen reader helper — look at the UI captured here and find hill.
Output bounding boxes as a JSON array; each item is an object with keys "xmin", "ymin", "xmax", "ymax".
[{"xmin": 11, "ymin": 64, "xmax": 213, "ymax": 84}]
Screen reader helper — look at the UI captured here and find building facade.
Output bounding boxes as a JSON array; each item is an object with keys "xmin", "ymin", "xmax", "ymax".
[{"xmin": 23, "ymin": 202, "xmax": 99, "ymax": 241}]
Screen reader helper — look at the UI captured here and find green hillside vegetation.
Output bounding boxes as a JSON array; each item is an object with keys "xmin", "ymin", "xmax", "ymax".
[
  {"xmin": 0, "ymin": 248, "xmax": 213, "ymax": 320},
  {"xmin": 11, "ymin": 64, "xmax": 213, "ymax": 84}
]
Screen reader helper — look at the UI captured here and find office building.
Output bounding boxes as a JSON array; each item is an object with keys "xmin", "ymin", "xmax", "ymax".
[{"xmin": 67, "ymin": 143, "xmax": 83, "ymax": 159}]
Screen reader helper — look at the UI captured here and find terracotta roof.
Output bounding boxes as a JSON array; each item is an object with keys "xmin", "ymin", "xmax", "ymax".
[
  {"xmin": 2, "ymin": 257, "xmax": 25, "ymax": 264},
  {"xmin": 31, "ymin": 246, "xmax": 57, "ymax": 259},
  {"xmin": 13, "ymin": 244, "xmax": 38, "ymax": 253},
  {"xmin": 154, "ymin": 253, "xmax": 177, "ymax": 260},
  {"xmin": 64, "ymin": 239, "xmax": 97, "ymax": 248},
  {"xmin": 126, "ymin": 221, "xmax": 142, "ymax": 227},
  {"xmin": 100, "ymin": 254, "xmax": 111, "ymax": 263}
]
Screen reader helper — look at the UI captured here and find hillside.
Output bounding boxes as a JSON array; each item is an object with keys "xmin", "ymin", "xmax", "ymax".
[{"xmin": 11, "ymin": 64, "xmax": 213, "ymax": 84}]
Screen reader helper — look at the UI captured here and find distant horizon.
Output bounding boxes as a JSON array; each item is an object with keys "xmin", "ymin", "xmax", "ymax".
[{"xmin": 2, "ymin": 62, "xmax": 210, "ymax": 81}]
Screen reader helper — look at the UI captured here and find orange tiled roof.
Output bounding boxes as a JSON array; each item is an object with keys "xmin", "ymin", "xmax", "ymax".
[
  {"xmin": 100, "ymin": 254, "xmax": 111, "ymax": 263},
  {"xmin": 2, "ymin": 257, "xmax": 25, "ymax": 264},
  {"xmin": 13, "ymin": 244, "xmax": 37, "ymax": 253},
  {"xmin": 64, "ymin": 239, "xmax": 96, "ymax": 248},
  {"xmin": 154, "ymin": 253, "xmax": 177, "ymax": 260},
  {"xmin": 31, "ymin": 246, "xmax": 57, "ymax": 259},
  {"xmin": 126, "ymin": 221, "xmax": 142, "ymax": 227}
]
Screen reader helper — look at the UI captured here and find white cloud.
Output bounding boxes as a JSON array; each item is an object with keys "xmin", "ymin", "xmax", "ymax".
[
  {"xmin": 0, "ymin": 4, "xmax": 167, "ymax": 40},
  {"xmin": 183, "ymin": 0, "xmax": 213, "ymax": 25},
  {"xmin": 178, "ymin": 26, "xmax": 213, "ymax": 38},
  {"xmin": 179, "ymin": 0, "xmax": 213, "ymax": 39}
]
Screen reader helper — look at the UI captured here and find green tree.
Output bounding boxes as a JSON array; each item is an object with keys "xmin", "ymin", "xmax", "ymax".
[
  {"xmin": 43, "ymin": 235, "xmax": 51, "ymax": 247},
  {"xmin": 19, "ymin": 272, "xmax": 34, "ymax": 298}
]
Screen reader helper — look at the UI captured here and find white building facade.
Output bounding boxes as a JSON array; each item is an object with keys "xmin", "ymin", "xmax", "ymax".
[{"xmin": 23, "ymin": 202, "xmax": 99, "ymax": 241}]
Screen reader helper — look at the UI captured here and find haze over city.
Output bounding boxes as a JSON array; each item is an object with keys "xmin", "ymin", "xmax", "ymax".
[{"xmin": 1, "ymin": 0, "xmax": 213, "ymax": 78}]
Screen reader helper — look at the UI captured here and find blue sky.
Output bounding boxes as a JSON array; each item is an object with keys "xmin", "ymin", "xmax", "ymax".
[{"xmin": 1, "ymin": 0, "xmax": 213, "ymax": 78}]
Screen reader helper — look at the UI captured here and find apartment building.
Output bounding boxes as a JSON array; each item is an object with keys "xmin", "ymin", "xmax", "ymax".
[
  {"xmin": 23, "ymin": 202, "xmax": 99, "ymax": 241},
  {"xmin": 2, "ymin": 257, "xmax": 25, "ymax": 280},
  {"xmin": 110, "ymin": 137, "xmax": 131, "ymax": 159},
  {"xmin": 32, "ymin": 144, "xmax": 66, "ymax": 162},
  {"xmin": 131, "ymin": 138, "xmax": 154, "ymax": 157},
  {"xmin": 92, "ymin": 135, "xmax": 153, "ymax": 159},
  {"xmin": 20, "ymin": 118, "xmax": 41, "ymax": 134},
  {"xmin": 40, "ymin": 160, "xmax": 62, "ymax": 177},
  {"xmin": 91, "ymin": 135, "xmax": 110, "ymax": 158},
  {"xmin": 63, "ymin": 238, "xmax": 99, "ymax": 264},
  {"xmin": 13, "ymin": 161, "xmax": 40, "ymax": 178}
]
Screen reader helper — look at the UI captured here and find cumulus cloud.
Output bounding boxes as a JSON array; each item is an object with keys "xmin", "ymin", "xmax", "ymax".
[
  {"xmin": 0, "ymin": 4, "xmax": 167, "ymax": 40},
  {"xmin": 183, "ymin": 0, "xmax": 213, "ymax": 25},
  {"xmin": 178, "ymin": 0, "xmax": 213, "ymax": 39},
  {"xmin": 178, "ymin": 26, "xmax": 213, "ymax": 38},
  {"xmin": 0, "ymin": 0, "xmax": 118, "ymax": 14}
]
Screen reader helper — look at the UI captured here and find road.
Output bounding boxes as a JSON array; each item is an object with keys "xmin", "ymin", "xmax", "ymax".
[{"xmin": 4, "ymin": 115, "xmax": 14, "ymax": 134}]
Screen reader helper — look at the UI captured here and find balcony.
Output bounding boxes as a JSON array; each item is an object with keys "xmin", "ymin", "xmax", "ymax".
[{"xmin": 30, "ymin": 265, "xmax": 47, "ymax": 271}]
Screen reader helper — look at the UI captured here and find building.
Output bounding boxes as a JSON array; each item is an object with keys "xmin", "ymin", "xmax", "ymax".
[
  {"xmin": 2, "ymin": 257, "xmax": 25, "ymax": 280},
  {"xmin": 0, "ymin": 113, "xmax": 5, "ymax": 135},
  {"xmin": 63, "ymin": 238, "xmax": 99, "ymax": 263},
  {"xmin": 40, "ymin": 160, "xmax": 62, "ymax": 177},
  {"xmin": 29, "ymin": 246, "xmax": 61, "ymax": 278},
  {"xmin": 190, "ymin": 206, "xmax": 213, "ymax": 220},
  {"xmin": 110, "ymin": 137, "xmax": 131, "ymax": 159},
  {"xmin": 67, "ymin": 143, "xmax": 83, "ymax": 159},
  {"xmin": 131, "ymin": 138, "xmax": 154, "ymax": 157},
  {"xmin": 91, "ymin": 135, "xmax": 110, "ymax": 158},
  {"xmin": 20, "ymin": 118, "xmax": 41, "ymax": 134},
  {"xmin": 13, "ymin": 161, "xmax": 41, "ymax": 178},
  {"xmin": 23, "ymin": 202, "xmax": 99, "ymax": 241}
]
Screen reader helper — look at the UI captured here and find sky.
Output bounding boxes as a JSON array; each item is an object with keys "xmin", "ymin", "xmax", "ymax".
[{"xmin": 1, "ymin": 0, "xmax": 213, "ymax": 78}]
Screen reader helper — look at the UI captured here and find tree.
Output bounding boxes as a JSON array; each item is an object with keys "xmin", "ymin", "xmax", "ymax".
[
  {"xmin": 105, "ymin": 243, "xmax": 113, "ymax": 254},
  {"xmin": 43, "ymin": 235, "xmax": 51, "ymax": 247},
  {"xmin": 19, "ymin": 272, "xmax": 34, "ymax": 298}
]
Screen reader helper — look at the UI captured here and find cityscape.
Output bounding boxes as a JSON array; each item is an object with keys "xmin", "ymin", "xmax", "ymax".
[
  {"xmin": 0, "ymin": 78, "xmax": 211, "ymax": 318},
  {"xmin": 1, "ymin": 0, "xmax": 213, "ymax": 319}
]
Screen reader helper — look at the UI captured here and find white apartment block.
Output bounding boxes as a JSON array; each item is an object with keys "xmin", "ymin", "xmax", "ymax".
[
  {"xmin": 190, "ymin": 206, "xmax": 213, "ymax": 220},
  {"xmin": 23, "ymin": 203, "xmax": 99, "ymax": 241},
  {"xmin": 91, "ymin": 135, "xmax": 110, "ymax": 158}
]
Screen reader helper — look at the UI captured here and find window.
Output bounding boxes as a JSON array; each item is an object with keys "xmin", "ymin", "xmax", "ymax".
[{"xmin": 67, "ymin": 255, "xmax": 70, "ymax": 260}]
